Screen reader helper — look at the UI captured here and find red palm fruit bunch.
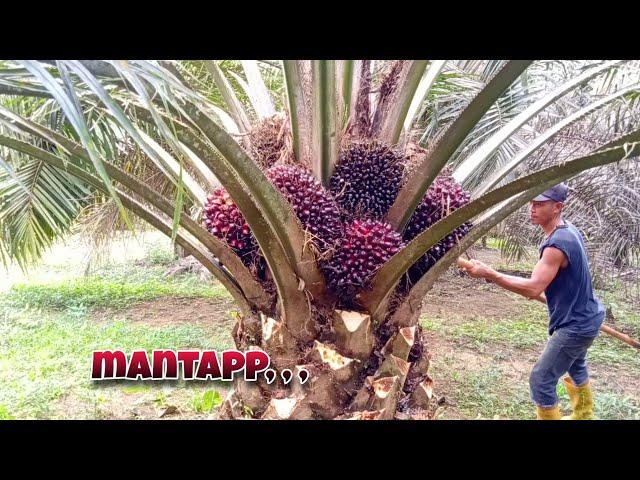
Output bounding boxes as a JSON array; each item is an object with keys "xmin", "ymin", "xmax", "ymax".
[
  {"xmin": 266, "ymin": 164, "xmax": 344, "ymax": 252},
  {"xmin": 320, "ymin": 219, "xmax": 405, "ymax": 308},
  {"xmin": 329, "ymin": 142, "xmax": 405, "ymax": 220},
  {"xmin": 204, "ymin": 141, "xmax": 468, "ymax": 307},
  {"xmin": 403, "ymin": 168, "xmax": 472, "ymax": 283},
  {"xmin": 203, "ymin": 188, "xmax": 257, "ymax": 266}
]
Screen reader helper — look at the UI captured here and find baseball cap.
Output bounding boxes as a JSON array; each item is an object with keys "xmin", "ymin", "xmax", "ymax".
[{"xmin": 533, "ymin": 183, "xmax": 569, "ymax": 202}]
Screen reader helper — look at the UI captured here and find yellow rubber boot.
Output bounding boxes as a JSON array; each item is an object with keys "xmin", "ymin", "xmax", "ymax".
[
  {"xmin": 536, "ymin": 405, "xmax": 561, "ymax": 420},
  {"xmin": 562, "ymin": 376, "xmax": 594, "ymax": 420}
]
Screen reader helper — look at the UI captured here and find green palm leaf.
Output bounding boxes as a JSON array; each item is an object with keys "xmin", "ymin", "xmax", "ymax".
[{"xmin": 0, "ymin": 152, "xmax": 92, "ymax": 269}]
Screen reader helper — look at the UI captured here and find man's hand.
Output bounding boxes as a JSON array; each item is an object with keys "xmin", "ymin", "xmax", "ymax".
[
  {"xmin": 461, "ymin": 247, "xmax": 564, "ymax": 301},
  {"xmin": 464, "ymin": 259, "xmax": 496, "ymax": 279}
]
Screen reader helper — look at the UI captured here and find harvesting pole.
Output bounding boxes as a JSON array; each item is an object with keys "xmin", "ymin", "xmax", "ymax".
[{"xmin": 456, "ymin": 257, "xmax": 640, "ymax": 350}]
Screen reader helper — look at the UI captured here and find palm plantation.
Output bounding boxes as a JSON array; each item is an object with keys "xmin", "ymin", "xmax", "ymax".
[{"xmin": 0, "ymin": 60, "xmax": 639, "ymax": 419}]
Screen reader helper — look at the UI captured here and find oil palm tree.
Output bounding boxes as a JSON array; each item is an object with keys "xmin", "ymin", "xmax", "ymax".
[{"xmin": 0, "ymin": 60, "xmax": 639, "ymax": 419}]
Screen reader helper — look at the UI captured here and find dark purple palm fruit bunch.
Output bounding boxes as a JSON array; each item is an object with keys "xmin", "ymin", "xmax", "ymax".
[
  {"xmin": 321, "ymin": 219, "xmax": 405, "ymax": 308},
  {"xmin": 329, "ymin": 142, "xmax": 405, "ymax": 220},
  {"xmin": 266, "ymin": 164, "xmax": 344, "ymax": 252},
  {"xmin": 203, "ymin": 188, "xmax": 257, "ymax": 267},
  {"xmin": 403, "ymin": 168, "xmax": 472, "ymax": 283}
]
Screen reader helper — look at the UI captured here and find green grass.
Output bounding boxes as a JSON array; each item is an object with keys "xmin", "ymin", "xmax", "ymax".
[
  {"xmin": 555, "ymin": 381, "xmax": 640, "ymax": 419},
  {"xmin": 436, "ymin": 363, "xmax": 640, "ymax": 420},
  {"xmin": 424, "ymin": 293, "xmax": 640, "ymax": 419},
  {"xmin": 0, "ymin": 404, "xmax": 15, "ymax": 420},
  {"xmin": 593, "ymin": 392, "xmax": 640, "ymax": 420},
  {"xmin": 596, "ymin": 288, "xmax": 640, "ymax": 338},
  {"xmin": 4, "ymin": 267, "xmax": 230, "ymax": 311},
  {"xmin": 494, "ymin": 259, "xmax": 537, "ymax": 273},
  {"xmin": 421, "ymin": 303, "xmax": 548, "ymax": 349},
  {"xmin": 0, "ymin": 241, "xmax": 237, "ymax": 419},
  {"xmin": 450, "ymin": 317, "xmax": 546, "ymax": 350},
  {"xmin": 146, "ymin": 246, "xmax": 179, "ymax": 266},
  {"xmin": 421, "ymin": 303, "xmax": 640, "ymax": 371},
  {"xmin": 191, "ymin": 389, "xmax": 223, "ymax": 413},
  {"xmin": 437, "ymin": 365, "xmax": 533, "ymax": 419},
  {"xmin": 588, "ymin": 336, "xmax": 640, "ymax": 369},
  {"xmin": 0, "ymin": 301, "xmax": 234, "ymax": 419},
  {"xmin": 1, "ymin": 235, "xmax": 637, "ymax": 420}
]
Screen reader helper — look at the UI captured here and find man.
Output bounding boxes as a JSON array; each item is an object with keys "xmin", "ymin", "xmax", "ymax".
[{"xmin": 464, "ymin": 183, "xmax": 604, "ymax": 420}]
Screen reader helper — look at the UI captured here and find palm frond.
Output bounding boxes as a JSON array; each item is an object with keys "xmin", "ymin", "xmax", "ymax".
[
  {"xmin": 0, "ymin": 151, "xmax": 92, "ymax": 269},
  {"xmin": 453, "ymin": 61, "xmax": 623, "ymax": 186},
  {"xmin": 386, "ymin": 60, "xmax": 532, "ymax": 230},
  {"xmin": 20, "ymin": 61, "xmax": 133, "ymax": 230},
  {"xmin": 239, "ymin": 60, "xmax": 276, "ymax": 119}
]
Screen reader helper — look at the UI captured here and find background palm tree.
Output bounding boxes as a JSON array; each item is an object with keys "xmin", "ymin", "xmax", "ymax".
[
  {"xmin": 419, "ymin": 61, "xmax": 640, "ymax": 298},
  {"xmin": 0, "ymin": 60, "xmax": 639, "ymax": 419}
]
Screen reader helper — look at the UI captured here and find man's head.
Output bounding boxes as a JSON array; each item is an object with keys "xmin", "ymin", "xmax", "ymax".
[{"xmin": 529, "ymin": 183, "xmax": 568, "ymax": 226}]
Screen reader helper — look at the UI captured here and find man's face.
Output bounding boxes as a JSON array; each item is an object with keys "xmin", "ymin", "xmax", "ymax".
[{"xmin": 529, "ymin": 200, "xmax": 562, "ymax": 225}]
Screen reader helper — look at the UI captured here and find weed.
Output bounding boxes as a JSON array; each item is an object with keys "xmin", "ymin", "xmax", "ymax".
[{"xmin": 191, "ymin": 390, "xmax": 223, "ymax": 413}]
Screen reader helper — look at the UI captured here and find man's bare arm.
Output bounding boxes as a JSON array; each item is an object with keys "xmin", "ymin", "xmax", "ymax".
[{"xmin": 465, "ymin": 248, "xmax": 564, "ymax": 301}]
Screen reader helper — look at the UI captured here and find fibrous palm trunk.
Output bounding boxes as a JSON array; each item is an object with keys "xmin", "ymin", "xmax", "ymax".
[{"xmin": 219, "ymin": 301, "xmax": 433, "ymax": 420}]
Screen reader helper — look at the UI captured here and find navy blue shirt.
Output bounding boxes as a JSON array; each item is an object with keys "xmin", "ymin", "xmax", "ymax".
[{"xmin": 538, "ymin": 221, "xmax": 604, "ymax": 337}]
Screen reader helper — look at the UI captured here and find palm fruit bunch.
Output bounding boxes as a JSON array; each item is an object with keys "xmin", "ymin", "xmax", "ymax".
[
  {"xmin": 266, "ymin": 164, "xmax": 344, "ymax": 252},
  {"xmin": 203, "ymin": 188, "xmax": 257, "ymax": 266},
  {"xmin": 329, "ymin": 142, "xmax": 405, "ymax": 220},
  {"xmin": 320, "ymin": 219, "xmax": 404, "ymax": 307},
  {"xmin": 248, "ymin": 115, "xmax": 287, "ymax": 169},
  {"xmin": 204, "ymin": 134, "xmax": 470, "ymax": 306},
  {"xmin": 403, "ymin": 168, "xmax": 472, "ymax": 283}
]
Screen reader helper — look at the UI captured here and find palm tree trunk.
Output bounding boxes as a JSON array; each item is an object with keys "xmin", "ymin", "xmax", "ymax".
[{"xmin": 218, "ymin": 299, "xmax": 433, "ymax": 420}]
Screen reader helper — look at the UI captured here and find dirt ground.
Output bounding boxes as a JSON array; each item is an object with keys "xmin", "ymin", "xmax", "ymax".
[{"xmin": 92, "ymin": 297, "xmax": 238, "ymax": 328}]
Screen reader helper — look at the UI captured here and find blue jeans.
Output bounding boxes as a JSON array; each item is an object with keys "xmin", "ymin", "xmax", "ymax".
[{"xmin": 529, "ymin": 328, "xmax": 597, "ymax": 408}]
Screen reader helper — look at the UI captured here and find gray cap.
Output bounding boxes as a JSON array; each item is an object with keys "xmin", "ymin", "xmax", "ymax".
[{"xmin": 533, "ymin": 183, "xmax": 569, "ymax": 202}]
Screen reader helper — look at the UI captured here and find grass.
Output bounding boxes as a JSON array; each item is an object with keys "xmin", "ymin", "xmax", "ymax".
[
  {"xmin": 593, "ymin": 392, "xmax": 640, "ymax": 420},
  {"xmin": 421, "ymin": 304, "xmax": 548, "ymax": 350},
  {"xmin": 596, "ymin": 288, "xmax": 640, "ymax": 338},
  {"xmin": 435, "ymin": 363, "xmax": 640, "ymax": 420},
  {"xmin": 3, "ymin": 264, "xmax": 230, "ymax": 311},
  {"xmin": 436, "ymin": 365, "xmax": 533, "ymax": 420},
  {"xmin": 0, "ymin": 404, "xmax": 15, "ymax": 420},
  {"xmin": 5, "ymin": 276, "xmax": 228, "ymax": 311},
  {"xmin": 554, "ymin": 381, "xmax": 640, "ymax": 419},
  {"xmin": 494, "ymin": 258, "xmax": 537, "ymax": 273},
  {"xmin": 484, "ymin": 237, "xmax": 502, "ymax": 250},
  {"xmin": 0, "ymin": 305, "xmax": 235, "ymax": 419},
  {"xmin": 191, "ymin": 390, "xmax": 223, "ymax": 413},
  {"xmin": 0, "ymin": 236, "xmax": 235, "ymax": 420},
  {"xmin": 421, "ymin": 302, "xmax": 640, "ymax": 371},
  {"xmin": 450, "ymin": 316, "xmax": 546, "ymax": 350},
  {"xmin": 146, "ymin": 245, "xmax": 179, "ymax": 266}
]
